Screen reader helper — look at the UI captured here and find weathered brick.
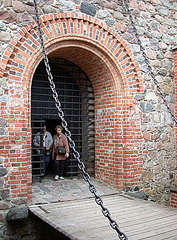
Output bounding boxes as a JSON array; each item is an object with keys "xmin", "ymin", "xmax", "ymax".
[{"xmin": 0, "ymin": 2, "xmax": 176, "ymax": 218}]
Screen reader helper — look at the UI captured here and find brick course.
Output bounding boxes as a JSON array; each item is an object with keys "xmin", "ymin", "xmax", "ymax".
[{"xmin": 1, "ymin": 12, "xmax": 145, "ymax": 202}]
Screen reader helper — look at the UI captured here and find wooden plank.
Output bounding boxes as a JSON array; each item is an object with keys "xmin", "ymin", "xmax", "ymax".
[
  {"xmin": 129, "ymin": 223, "xmax": 177, "ymax": 240},
  {"xmin": 29, "ymin": 194, "xmax": 177, "ymax": 240},
  {"xmin": 137, "ymin": 229, "xmax": 177, "ymax": 240}
]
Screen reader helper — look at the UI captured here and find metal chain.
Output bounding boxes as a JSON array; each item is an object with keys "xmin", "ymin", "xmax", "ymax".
[
  {"xmin": 122, "ymin": 0, "xmax": 177, "ymax": 126},
  {"xmin": 33, "ymin": 0, "xmax": 128, "ymax": 239}
]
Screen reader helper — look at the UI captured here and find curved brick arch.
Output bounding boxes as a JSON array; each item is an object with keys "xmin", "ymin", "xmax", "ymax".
[
  {"xmin": 1, "ymin": 13, "xmax": 145, "ymax": 202},
  {"xmin": 2, "ymin": 12, "xmax": 143, "ymax": 94}
]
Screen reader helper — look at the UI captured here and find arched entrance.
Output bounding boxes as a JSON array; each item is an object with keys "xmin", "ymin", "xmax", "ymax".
[
  {"xmin": 31, "ymin": 58, "xmax": 95, "ymax": 178},
  {"xmin": 1, "ymin": 12, "xmax": 145, "ymax": 202}
]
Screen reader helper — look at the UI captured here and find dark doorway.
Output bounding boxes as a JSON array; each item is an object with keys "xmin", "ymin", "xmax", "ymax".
[{"xmin": 31, "ymin": 59, "xmax": 95, "ymax": 179}]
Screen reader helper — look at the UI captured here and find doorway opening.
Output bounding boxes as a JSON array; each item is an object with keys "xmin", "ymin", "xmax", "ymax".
[{"xmin": 31, "ymin": 58, "xmax": 95, "ymax": 180}]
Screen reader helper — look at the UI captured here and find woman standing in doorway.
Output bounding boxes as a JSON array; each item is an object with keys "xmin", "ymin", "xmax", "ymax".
[{"xmin": 52, "ymin": 125, "xmax": 70, "ymax": 180}]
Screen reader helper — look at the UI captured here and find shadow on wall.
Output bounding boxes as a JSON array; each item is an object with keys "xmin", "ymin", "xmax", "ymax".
[
  {"xmin": 30, "ymin": 212, "xmax": 71, "ymax": 240},
  {"xmin": 5, "ymin": 208, "xmax": 71, "ymax": 240}
]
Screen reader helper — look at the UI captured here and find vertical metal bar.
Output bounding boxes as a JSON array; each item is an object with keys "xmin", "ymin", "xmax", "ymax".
[{"xmin": 31, "ymin": 59, "xmax": 95, "ymax": 176}]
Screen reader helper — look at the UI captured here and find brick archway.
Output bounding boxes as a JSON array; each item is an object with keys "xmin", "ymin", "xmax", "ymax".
[{"xmin": 1, "ymin": 13, "xmax": 144, "ymax": 202}]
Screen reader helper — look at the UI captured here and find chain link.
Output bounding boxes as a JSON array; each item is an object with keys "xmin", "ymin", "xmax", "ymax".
[
  {"xmin": 123, "ymin": 0, "xmax": 177, "ymax": 126},
  {"xmin": 33, "ymin": 0, "xmax": 128, "ymax": 239}
]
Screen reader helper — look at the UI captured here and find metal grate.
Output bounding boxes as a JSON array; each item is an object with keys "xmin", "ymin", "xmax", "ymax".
[{"xmin": 31, "ymin": 58, "xmax": 95, "ymax": 178}]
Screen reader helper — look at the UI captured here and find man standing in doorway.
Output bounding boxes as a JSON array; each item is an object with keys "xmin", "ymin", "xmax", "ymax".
[{"xmin": 33, "ymin": 126, "xmax": 53, "ymax": 176}]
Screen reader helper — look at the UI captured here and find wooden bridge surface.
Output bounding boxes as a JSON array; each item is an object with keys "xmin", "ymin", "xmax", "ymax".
[{"xmin": 29, "ymin": 193, "xmax": 177, "ymax": 240}]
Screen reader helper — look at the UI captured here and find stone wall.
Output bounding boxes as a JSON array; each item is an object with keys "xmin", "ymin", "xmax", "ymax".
[{"xmin": 0, "ymin": 1, "xmax": 177, "ymax": 237}]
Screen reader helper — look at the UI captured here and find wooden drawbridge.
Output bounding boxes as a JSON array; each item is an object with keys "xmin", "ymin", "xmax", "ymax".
[{"xmin": 29, "ymin": 180, "xmax": 177, "ymax": 240}]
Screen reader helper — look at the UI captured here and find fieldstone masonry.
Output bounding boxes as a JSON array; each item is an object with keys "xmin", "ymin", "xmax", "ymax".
[{"xmin": 0, "ymin": 0, "xmax": 177, "ymax": 238}]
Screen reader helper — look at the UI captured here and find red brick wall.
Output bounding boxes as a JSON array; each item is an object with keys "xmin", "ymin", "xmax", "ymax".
[
  {"xmin": 171, "ymin": 191, "xmax": 177, "ymax": 208},
  {"xmin": 1, "ymin": 13, "xmax": 145, "ymax": 202}
]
